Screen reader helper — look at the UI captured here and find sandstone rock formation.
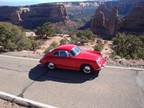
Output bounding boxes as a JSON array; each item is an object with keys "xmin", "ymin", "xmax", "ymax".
[
  {"xmin": 10, "ymin": 7, "xmax": 30, "ymax": 25},
  {"xmin": 0, "ymin": 4, "xmax": 68, "ymax": 29},
  {"xmin": 91, "ymin": 0, "xmax": 144, "ymax": 37},
  {"xmin": 91, "ymin": 6, "xmax": 120, "ymax": 37}
]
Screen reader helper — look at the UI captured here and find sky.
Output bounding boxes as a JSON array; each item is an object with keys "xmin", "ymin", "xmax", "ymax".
[{"xmin": 0, "ymin": 0, "xmax": 112, "ymax": 6}]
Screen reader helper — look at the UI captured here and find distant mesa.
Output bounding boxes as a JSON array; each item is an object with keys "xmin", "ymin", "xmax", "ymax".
[{"xmin": 0, "ymin": 4, "xmax": 68, "ymax": 29}]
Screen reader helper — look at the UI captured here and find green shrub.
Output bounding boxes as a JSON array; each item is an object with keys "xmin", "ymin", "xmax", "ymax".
[
  {"xmin": 93, "ymin": 43, "xmax": 104, "ymax": 51},
  {"xmin": 75, "ymin": 30, "xmax": 95, "ymax": 45},
  {"xmin": 70, "ymin": 35, "xmax": 80, "ymax": 44},
  {"xmin": 16, "ymin": 35, "xmax": 32, "ymax": 51},
  {"xmin": 35, "ymin": 22, "xmax": 55, "ymax": 39},
  {"xmin": 60, "ymin": 38, "xmax": 70, "ymax": 45},
  {"xmin": 44, "ymin": 41, "xmax": 58, "ymax": 54},
  {"xmin": 0, "ymin": 22, "xmax": 32, "ymax": 51},
  {"xmin": 77, "ymin": 30, "xmax": 95, "ymax": 40},
  {"xmin": 28, "ymin": 37, "xmax": 41, "ymax": 51},
  {"xmin": 113, "ymin": 33, "xmax": 144, "ymax": 59}
]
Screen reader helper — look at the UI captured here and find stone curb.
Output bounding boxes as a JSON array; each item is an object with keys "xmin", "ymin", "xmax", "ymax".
[{"xmin": 0, "ymin": 91, "xmax": 57, "ymax": 108}]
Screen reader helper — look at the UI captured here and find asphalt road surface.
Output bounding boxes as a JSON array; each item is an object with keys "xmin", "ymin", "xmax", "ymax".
[{"xmin": 0, "ymin": 55, "xmax": 144, "ymax": 108}]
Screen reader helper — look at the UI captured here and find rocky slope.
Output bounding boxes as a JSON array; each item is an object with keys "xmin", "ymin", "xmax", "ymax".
[{"xmin": 0, "ymin": 4, "xmax": 68, "ymax": 29}]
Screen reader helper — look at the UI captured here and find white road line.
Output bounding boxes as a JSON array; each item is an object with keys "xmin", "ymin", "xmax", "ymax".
[
  {"xmin": 105, "ymin": 65, "xmax": 144, "ymax": 71},
  {"xmin": 0, "ymin": 91, "xmax": 57, "ymax": 108},
  {"xmin": 0, "ymin": 54, "xmax": 144, "ymax": 71},
  {"xmin": 0, "ymin": 54, "xmax": 39, "ymax": 61}
]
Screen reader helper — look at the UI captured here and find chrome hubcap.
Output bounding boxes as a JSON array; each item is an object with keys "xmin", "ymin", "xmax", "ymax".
[
  {"xmin": 48, "ymin": 62, "xmax": 55, "ymax": 69},
  {"xmin": 83, "ymin": 66, "xmax": 91, "ymax": 74}
]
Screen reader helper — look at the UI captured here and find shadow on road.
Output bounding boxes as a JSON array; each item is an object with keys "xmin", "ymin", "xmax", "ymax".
[{"xmin": 29, "ymin": 64, "xmax": 98, "ymax": 83}]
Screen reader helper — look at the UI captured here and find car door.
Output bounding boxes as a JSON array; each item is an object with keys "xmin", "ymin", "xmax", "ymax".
[
  {"xmin": 50, "ymin": 50, "xmax": 61, "ymax": 68},
  {"xmin": 52, "ymin": 50, "xmax": 76, "ymax": 70},
  {"xmin": 59, "ymin": 50, "xmax": 77, "ymax": 69}
]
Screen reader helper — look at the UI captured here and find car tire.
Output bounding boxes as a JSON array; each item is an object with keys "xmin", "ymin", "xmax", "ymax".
[
  {"xmin": 81, "ymin": 65, "xmax": 93, "ymax": 74},
  {"xmin": 47, "ymin": 62, "xmax": 55, "ymax": 70}
]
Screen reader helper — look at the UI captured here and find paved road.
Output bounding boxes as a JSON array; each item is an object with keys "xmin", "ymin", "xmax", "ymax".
[{"xmin": 0, "ymin": 55, "xmax": 144, "ymax": 108}]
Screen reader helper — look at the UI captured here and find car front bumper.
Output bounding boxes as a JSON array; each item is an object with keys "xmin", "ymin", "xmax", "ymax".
[{"xmin": 95, "ymin": 58, "xmax": 107, "ymax": 71}]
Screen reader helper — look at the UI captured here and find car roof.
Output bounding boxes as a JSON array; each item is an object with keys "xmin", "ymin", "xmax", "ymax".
[{"xmin": 55, "ymin": 44, "xmax": 76, "ymax": 51}]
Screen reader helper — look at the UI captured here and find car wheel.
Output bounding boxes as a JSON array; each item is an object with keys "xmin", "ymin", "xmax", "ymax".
[
  {"xmin": 81, "ymin": 65, "xmax": 93, "ymax": 74},
  {"xmin": 47, "ymin": 62, "xmax": 55, "ymax": 70}
]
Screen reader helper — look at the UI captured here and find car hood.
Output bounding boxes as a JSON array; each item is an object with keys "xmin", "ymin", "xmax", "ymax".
[{"xmin": 75, "ymin": 50, "xmax": 100, "ymax": 61}]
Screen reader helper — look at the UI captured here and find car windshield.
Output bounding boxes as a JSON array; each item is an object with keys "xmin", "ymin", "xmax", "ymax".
[{"xmin": 70, "ymin": 47, "xmax": 81, "ymax": 56}]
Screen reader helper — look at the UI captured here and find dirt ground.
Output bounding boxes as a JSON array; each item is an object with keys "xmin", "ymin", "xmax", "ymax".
[{"xmin": 36, "ymin": 36, "xmax": 64, "ymax": 54}]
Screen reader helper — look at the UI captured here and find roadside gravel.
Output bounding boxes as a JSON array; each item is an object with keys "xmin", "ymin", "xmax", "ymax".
[{"xmin": 108, "ymin": 58, "xmax": 144, "ymax": 68}]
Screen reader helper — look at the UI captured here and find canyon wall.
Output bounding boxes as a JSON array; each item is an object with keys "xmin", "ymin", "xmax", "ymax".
[
  {"xmin": 0, "ymin": 4, "xmax": 68, "ymax": 29},
  {"xmin": 91, "ymin": 0, "xmax": 144, "ymax": 37}
]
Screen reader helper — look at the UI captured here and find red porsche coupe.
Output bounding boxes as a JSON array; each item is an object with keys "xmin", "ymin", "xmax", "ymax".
[{"xmin": 40, "ymin": 44, "xmax": 106, "ymax": 75}]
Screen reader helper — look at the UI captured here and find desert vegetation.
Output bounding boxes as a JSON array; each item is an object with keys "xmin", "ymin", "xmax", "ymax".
[
  {"xmin": 0, "ymin": 22, "xmax": 31, "ymax": 51},
  {"xmin": 1, "ymin": 21, "xmax": 144, "ymax": 61},
  {"xmin": 0, "ymin": 22, "xmax": 40, "ymax": 52},
  {"xmin": 69, "ymin": 30, "xmax": 96, "ymax": 45},
  {"xmin": 55, "ymin": 29, "xmax": 96, "ymax": 46},
  {"xmin": 35, "ymin": 23, "xmax": 55, "ymax": 39},
  {"xmin": 93, "ymin": 43, "xmax": 104, "ymax": 51},
  {"xmin": 60, "ymin": 38, "xmax": 70, "ymax": 45},
  {"xmin": 112, "ymin": 33, "xmax": 144, "ymax": 59},
  {"xmin": 44, "ymin": 41, "xmax": 59, "ymax": 54}
]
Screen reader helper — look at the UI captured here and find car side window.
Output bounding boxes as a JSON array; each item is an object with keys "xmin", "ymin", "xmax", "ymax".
[
  {"xmin": 59, "ymin": 51, "xmax": 69, "ymax": 57},
  {"xmin": 53, "ymin": 51, "xmax": 59, "ymax": 56}
]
